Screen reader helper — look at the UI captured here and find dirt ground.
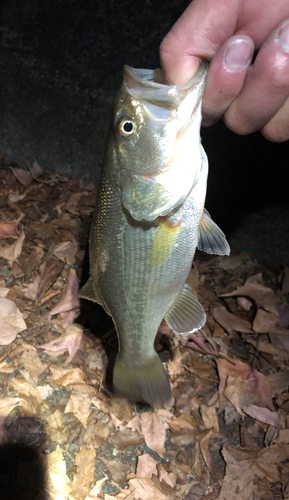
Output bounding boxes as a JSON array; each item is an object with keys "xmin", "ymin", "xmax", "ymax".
[{"xmin": 0, "ymin": 159, "xmax": 288, "ymax": 500}]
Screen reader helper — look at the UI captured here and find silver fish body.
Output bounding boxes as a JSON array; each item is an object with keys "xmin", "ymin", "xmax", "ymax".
[{"xmin": 80, "ymin": 63, "xmax": 229, "ymax": 406}]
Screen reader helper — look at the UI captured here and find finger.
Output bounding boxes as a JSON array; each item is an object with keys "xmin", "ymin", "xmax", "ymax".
[
  {"xmin": 224, "ymin": 19, "xmax": 289, "ymax": 135},
  {"xmin": 160, "ymin": 0, "xmax": 240, "ymax": 86},
  {"xmin": 262, "ymin": 95, "xmax": 289, "ymax": 142},
  {"xmin": 201, "ymin": 35, "xmax": 254, "ymax": 126}
]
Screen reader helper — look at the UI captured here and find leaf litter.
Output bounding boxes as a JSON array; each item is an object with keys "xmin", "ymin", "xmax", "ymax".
[{"xmin": 0, "ymin": 157, "xmax": 288, "ymax": 499}]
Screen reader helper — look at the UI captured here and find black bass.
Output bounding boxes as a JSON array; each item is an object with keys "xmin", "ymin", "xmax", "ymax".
[{"xmin": 80, "ymin": 63, "xmax": 230, "ymax": 406}]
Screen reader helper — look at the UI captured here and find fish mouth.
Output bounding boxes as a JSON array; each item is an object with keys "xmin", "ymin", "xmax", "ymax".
[{"xmin": 123, "ymin": 62, "xmax": 209, "ymax": 108}]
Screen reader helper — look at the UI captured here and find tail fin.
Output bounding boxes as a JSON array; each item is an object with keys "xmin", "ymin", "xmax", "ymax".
[{"xmin": 113, "ymin": 351, "xmax": 171, "ymax": 407}]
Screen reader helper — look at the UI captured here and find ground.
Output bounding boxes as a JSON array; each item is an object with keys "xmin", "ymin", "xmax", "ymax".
[{"xmin": 0, "ymin": 160, "xmax": 288, "ymax": 500}]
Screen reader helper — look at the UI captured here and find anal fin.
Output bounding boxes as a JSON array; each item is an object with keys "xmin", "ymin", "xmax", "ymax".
[
  {"xmin": 165, "ymin": 288, "xmax": 206, "ymax": 335},
  {"xmin": 79, "ymin": 276, "xmax": 101, "ymax": 304},
  {"xmin": 197, "ymin": 208, "xmax": 230, "ymax": 256}
]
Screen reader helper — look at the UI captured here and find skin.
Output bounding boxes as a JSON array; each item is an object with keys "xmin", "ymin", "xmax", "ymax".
[{"xmin": 160, "ymin": 0, "xmax": 289, "ymax": 142}]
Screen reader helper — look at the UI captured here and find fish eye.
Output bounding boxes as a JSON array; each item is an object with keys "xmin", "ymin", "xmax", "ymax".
[{"xmin": 118, "ymin": 116, "xmax": 136, "ymax": 137}]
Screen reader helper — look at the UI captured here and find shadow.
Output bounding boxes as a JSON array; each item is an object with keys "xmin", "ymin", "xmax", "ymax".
[{"xmin": 0, "ymin": 417, "xmax": 48, "ymax": 500}]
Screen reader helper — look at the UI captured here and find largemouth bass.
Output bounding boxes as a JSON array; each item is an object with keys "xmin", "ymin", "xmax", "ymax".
[{"xmin": 80, "ymin": 63, "xmax": 230, "ymax": 406}]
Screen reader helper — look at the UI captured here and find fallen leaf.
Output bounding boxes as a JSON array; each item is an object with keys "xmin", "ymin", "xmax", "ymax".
[
  {"xmin": 38, "ymin": 324, "xmax": 83, "ymax": 363},
  {"xmin": 53, "ymin": 240, "xmax": 77, "ymax": 266},
  {"xmin": 0, "ymin": 230, "xmax": 25, "ymax": 262},
  {"xmin": 48, "ymin": 268, "xmax": 80, "ymax": 326},
  {"xmin": 115, "ymin": 477, "xmax": 172, "ymax": 500},
  {"xmin": 64, "ymin": 393, "xmax": 92, "ymax": 428},
  {"xmin": 84, "ymin": 475, "xmax": 108, "ymax": 500},
  {"xmin": 187, "ymin": 336, "xmax": 220, "ymax": 356},
  {"xmin": 128, "ymin": 409, "xmax": 173, "ymax": 457},
  {"xmin": 46, "ymin": 444, "xmax": 71, "ymax": 499},
  {"xmin": 0, "ymin": 219, "xmax": 20, "ymax": 239},
  {"xmin": 72, "ymin": 446, "xmax": 96, "ymax": 497},
  {"xmin": 213, "ymin": 306, "xmax": 252, "ymax": 334},
  {"xmin": 136, "ymin": 453, "xmax": 158, "ymax": 479},
  {"xmin": 220, "ymin": 273, "xmax": 277, "ymax": 313},
  {"xmin": 0, "ymin": 297, "xmax": 27, "ymax": 345},
  {"xmin": 46, "ymin": 409, "xmax": 70, "ymax": 443}
]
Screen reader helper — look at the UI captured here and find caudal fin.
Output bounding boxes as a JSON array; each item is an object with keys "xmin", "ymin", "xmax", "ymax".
[{"xmin": 113, "ymin": 352, "xmax": 171, "ymax": 407}]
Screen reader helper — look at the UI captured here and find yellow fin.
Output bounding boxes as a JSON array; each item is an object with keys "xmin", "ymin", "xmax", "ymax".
[{"xmin": 150, "ymin": 220, "xmax": 181, "ymax": 267}]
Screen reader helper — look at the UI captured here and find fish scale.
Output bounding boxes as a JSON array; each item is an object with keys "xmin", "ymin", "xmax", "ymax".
[{"xmin": 80, "ymin": 63, "xmax": 230, "ymax": 406}]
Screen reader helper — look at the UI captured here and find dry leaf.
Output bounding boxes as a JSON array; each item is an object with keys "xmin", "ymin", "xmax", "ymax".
[
  {"xmin": 46, "ymin": 444, "xmax": 71, "ymax": 499},
  {"xmin": 200, "ymin": 404, "xmax": 219, "ymax": 430},
  {"xmin": 46, "ymin": 409, "xmax": 70, "ymax": 443},
  {"xmin": 84, "ymin": 476, "xmax": 108, "ymax": 500},
  {"xmin": 136, "ymin": 453, "xmax": 158, "ymax": 479},
  {"xmin": 0, "ymin": 298, "xmax": 27, "ymax": 345},
  {"xmin": 38, "ymin": 324, "xmax": 83, "ymax": 363},
  {"xmin": 213, "ymin": 306, "xmax": 252, "ymax": 334},
  {"xmin": 48, "ymin": 268, "xmax": 80, "ymax": 326},
  {"xmin": 64, "ymin": 393, "xmax": 92, "ymax": 428},
  {"xmin": 115, "ymin": 477, "xmax": 172, "ymax": 500},
  {"xmin": 0, "ymin": 220, "xmax": 20, "ymax": 239},
  {"xmin": 128, "ymin": 409, "xmax": 173, "ymax": 457},
  {"xmin": 53, "ymin": 240, "xmax": 77, "ymax": 266},
  {"xmin": 0, "ymin": 230, "xmax": 25, "ymax": 262},
  {"xmin": 72, "ymin": 446, "xmax": 97, "ymax": 497}
]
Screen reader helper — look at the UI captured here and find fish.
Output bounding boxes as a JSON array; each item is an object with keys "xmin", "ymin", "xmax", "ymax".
[{"xmin": 79, "ymin": 62, "xmax": 230, "ymax": 407}]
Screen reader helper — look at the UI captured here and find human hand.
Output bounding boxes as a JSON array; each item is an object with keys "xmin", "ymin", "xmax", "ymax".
[{"xmin": 160, "ymin": 0, "xmax": 289, "ymax": 142}]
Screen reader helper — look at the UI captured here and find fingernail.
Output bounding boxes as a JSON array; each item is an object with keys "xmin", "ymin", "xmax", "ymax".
[
  {"xmin": 224, "ymin": 38, "xmax": 254, "ymax": 70},
  {"xmin": 276, "ymin": 20, "xmax": 289, "ymax": 53}
]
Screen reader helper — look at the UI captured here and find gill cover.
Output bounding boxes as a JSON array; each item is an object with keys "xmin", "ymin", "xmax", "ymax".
[{"xmin": 115, "ymin": 63, "xmax": 208, "ymax": 222}]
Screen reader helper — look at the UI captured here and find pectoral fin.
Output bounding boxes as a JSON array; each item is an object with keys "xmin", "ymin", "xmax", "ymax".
[
  {"xmin": 165, "ymin": 288, "xmax": 206, "ymax": 335},
  {"xmin": 197, "ymin": 208, "xmax": 230, "ymax": 256},
  {"xmin": 79, "ymin": 277, "xmax": 101, "ymax": 304},
  {"xmin": 150, "ymin": 220, "xmax": 181, "ymax": 267}
]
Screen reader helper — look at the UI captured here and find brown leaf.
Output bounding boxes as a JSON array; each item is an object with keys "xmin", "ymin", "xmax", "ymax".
[
  {"xmin": 108, "ymin": 428, "xmax": 145, "ymax": 450},
  {"xmin": 48, "ymin": 268, "xmax": 80, "ymax": 326},
  {"xmin": 72, "ymin": 446, "xmax": 96, "ymax": 497},
  {"xmin": 213, "ymin": 306, "xmax": 252, "ymax": 334},
  {"xmin": 220, "ymin": 273, "xmax": 277, "ymax": 313},
  {"xmin": 197, "ymin": 429, "xmax": 225, "ymax": 480},
  {"xmin": 253, "ymin": 308, "xmax": 288, "ymax": 335},
  {"xmin": 0, "ymin": 231, "xmax": 25, "ymax": 262},
  {"xmin": 136, "ymin": 453, "xmax": 158, "ymax": 479},
  {"xmin": 169, "ymin": 412, "xmax": 197, "ymax": 432},
  {"xmin": 64, "ymin": 393, "xmax": 93, "ymax": 428},
  {"xmin": 46, "ymin": 445, "xmax": 71, "ymax": 499},
  {"xmin": 0, "ymin": 220, "xmax": 20, "ymax": 239},
  {"xmin": 53, "ymin": 240, "xmax": 77, "ymax": 266},
  {"xmin": 128, "ymin": 409, "xmax": 173, "ymax": 457},
  {"xmin": 115, "ymin": 477, "xmax": 172, "ymax": 500},
  {"xmin": 0, "ymin": 298, "xmax": 27, "ymax": 345},
  {"xmin": 38, "ymin": 324, "xmax": 83, "ymax": 363},
  {"xmin": 187, "ymin": 336, "xmax": 220, "ymax": 356}
]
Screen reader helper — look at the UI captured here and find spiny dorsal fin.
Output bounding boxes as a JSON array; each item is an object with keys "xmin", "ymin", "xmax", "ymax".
[
  {"xmin": 165, "ymin": 287, "xmax": 206, "ymax": 335},
  {"xmin": 150, "ymin": 219, "xmax": 181, "ymax": 267},
  {"xmin": 197, "ymin": 208, "xmax": 230, "ymax": 256},
  {"xmin": 79, "ymin": 277, "xmax": 101, "ymax": 304}
]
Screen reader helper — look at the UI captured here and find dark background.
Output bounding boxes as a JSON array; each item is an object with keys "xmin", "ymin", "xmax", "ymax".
[{"xmin": 0, "ymin": 0, "xmax": 288, "ymax": 268}]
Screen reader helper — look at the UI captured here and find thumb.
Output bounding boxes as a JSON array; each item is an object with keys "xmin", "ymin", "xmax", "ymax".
[{"xmin": 160, "ymin": 0, "xmax": 240, "ymax": 86}]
